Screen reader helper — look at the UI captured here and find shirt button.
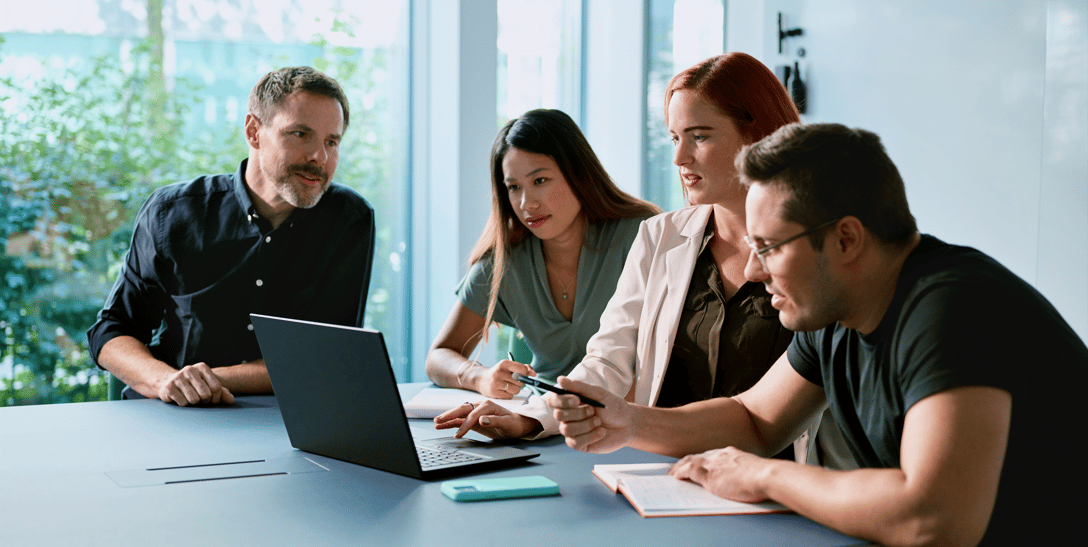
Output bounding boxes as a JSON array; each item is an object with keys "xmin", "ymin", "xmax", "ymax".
[
  {"xmin": 265, "ymin": 236, "xmax": 272, "ymax": 243},
  {"xmin": 255, "ymin": 279, "xmax": 264, "ymax": 287},
  {"xmin": 247, "ymin": 324, "xmax": 254, "ymax": 331}
]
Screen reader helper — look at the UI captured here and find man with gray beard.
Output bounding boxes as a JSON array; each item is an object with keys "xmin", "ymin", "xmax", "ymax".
[{"xmin": 88, "ymin": 67, "xmax": 375, "ymax": 405}]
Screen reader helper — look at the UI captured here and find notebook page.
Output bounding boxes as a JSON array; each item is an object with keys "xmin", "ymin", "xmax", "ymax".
[
  {"xmin": 403, "ymin": 387, "xmax": 529, "ymax": 418},
  {"xmin": 618, "ymin": 475, "xmax": 776, "ymax": 512}
]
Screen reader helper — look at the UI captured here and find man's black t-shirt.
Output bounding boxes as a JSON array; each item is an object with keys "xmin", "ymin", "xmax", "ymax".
[{"xmin": 789, "ymin": 235, "xmax": 1088, "ymax": 544}]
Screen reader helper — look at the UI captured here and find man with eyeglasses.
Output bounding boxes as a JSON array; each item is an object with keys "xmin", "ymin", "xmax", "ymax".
[{"xmin": 548, "ymin": 123, "xmax": 1087, "ymax": 545}]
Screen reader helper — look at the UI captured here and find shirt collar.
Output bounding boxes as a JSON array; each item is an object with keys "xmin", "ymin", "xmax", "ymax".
[
  {"xmin": 698, "ymin": 221, "xmax": 716, "ymax": 254},
  {"xmin": 233, "ymin": 158, "xmax": 316, "ymax": 227},
  {"xmin": 682, "ymin": 204, "xmax": 715, "ymax": 239},
  {"xmin": 696, "ymin": 212, "xmax": 762, "ymax": 300},
  {"xmin": 233, "ymin": 158, "xmax": 259, "ymax": 222}
]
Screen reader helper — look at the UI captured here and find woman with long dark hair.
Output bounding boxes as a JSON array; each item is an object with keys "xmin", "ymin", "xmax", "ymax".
[{"xmin": 426, "ymin": 109, "xmax": 659, "ymax": 399}]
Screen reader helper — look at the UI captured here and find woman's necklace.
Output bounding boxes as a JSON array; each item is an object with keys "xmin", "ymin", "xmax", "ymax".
[
  {"xmin": 543, "ymin": 237, "xmax": 581, "ymax": 302},
  {"xmin": 548, "ymin": 266, "xmax": 576, "ymax": 300},
  {"xmin": 556, "ymin": 274, "xmax": 573, "ymax": 300}
]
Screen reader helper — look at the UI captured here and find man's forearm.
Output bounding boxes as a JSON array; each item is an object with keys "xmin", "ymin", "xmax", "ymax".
[
  {"xmin": 99, "ymin": 337, "xmax": 272, "ymax": 397},
  {"xmin": 97, "ymin": 335, "xmax": 177, "ymax": 399},
  {"xmin": 627, "ymin": 397, "xmax": 777, "ymax": 458},
  {"xmin": 756, "ymin": 459, "xmax": 946, "ymax": 546},
  {"xmin": 213, "ymin": 359, "xmax": 273, "ymax": 395},
  {"xmin": 684, "ymin": 387, "xmax": 1009, "ymax": 547}
]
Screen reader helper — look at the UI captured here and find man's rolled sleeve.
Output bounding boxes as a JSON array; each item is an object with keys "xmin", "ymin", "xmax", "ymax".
[{"xmin": 86, "ymin": 204, "xmax": 168, "ymax": 367}]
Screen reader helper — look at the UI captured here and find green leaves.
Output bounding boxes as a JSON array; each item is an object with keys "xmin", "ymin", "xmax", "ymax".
[
  {"xmin": 0, "ymin": 39, "xmax": 230, "ymax": 405},
  {"xmin": 2, "ymin": 10, "xmax": 397, "ymax": 405}
]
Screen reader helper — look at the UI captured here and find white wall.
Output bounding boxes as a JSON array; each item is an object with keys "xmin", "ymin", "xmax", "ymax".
[
  {"xmin": 1037, "ymin": 0, "xmax": 1088, "ymax": 342},
  {"xmin": 725, "ymin": 0, "xmax": 1087, "ymax": 342},
  {"xmin": 409, "ymin": 0, "xmax": 1086, "ymax": 381}
]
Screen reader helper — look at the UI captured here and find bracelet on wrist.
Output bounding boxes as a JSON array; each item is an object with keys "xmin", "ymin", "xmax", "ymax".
[{"xmin": 455, "ymin": 360, "xmax": 479, "ymax": 389}]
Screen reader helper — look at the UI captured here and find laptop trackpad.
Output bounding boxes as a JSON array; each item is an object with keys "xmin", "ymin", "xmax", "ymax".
[
  {"xmin": 417, "ymin": 437, "xmax": 537, "ymax": 464},
  {"xmin": 410, "ymin": 425, "xmax": 492, "ymax": 443},
  {"xmin": 410, "ymin": 425, "xmax": 452, "ymax": 441}
]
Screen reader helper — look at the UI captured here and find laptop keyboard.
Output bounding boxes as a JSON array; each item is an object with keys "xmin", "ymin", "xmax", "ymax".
[{"xmin": 416, "ymin": 445, "xmax": 486, "ymax": 469}]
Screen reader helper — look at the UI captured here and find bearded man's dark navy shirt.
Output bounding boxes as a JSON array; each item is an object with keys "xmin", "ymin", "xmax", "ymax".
[{"xmin": 87, "ymin": 159, "xmax": 375, "ymax": 380}]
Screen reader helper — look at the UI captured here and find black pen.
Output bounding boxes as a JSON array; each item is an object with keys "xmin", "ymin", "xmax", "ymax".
[
  {"xmin": 512, "ymin": 373, "xmax": 605, "ymax": 408},
  {"xmin": 509, "ymin": 352, "xmax": 542, "ymax": 398}
]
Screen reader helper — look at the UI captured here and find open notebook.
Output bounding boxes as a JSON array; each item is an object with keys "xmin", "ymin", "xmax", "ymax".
[
  {"xmin": 403, "ymin": 386, "xmax": 532, "ymax": 418},
  {"xmin": 593, "ymin": 463, "xmax": 790, "ymax": 518}
]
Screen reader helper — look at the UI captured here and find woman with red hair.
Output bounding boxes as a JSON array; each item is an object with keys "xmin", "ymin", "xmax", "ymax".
[{"xmin": 440, "ymin": 54, "xmax": 845, "ymax": 467}]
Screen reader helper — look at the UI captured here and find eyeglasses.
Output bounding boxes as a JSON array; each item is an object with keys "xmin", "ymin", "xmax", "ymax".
[{"xmin": 744, "ymin": 218, "xmax": 841, "ymax": 273}]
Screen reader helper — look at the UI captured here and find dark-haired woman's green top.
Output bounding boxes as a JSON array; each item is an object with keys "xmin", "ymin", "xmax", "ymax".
[{"xmin": 455, "ymin": 216, "xmax": 647, "ymax": 380}]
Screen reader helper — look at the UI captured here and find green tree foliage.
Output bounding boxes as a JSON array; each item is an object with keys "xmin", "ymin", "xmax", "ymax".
[
  {"xmin": 1, "ymin": 14, "xmax": 397, "ymax": 404},
  {"xmin": 0, "ymin": 38, "xmax": 239, "ymax": 405}
]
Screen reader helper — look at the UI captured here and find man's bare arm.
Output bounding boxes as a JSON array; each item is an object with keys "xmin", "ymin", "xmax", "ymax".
[
  {"xmin": 213, "ymin": 358, "xmax": 272, "ymax": 394},
  {"xmin": 551, "ymin": 354, "xmax": 827, "ymax": 458},
  {"xmin": 98, "ymin": 336, "xmax": 237, "ymax": 405},
  {"xmin": 673, "ymin": 386, "xmax": 1010, "ymax": 546}
]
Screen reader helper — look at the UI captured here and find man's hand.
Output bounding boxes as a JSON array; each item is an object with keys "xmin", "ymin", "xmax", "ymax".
[
  {"xmin": 155, "ymin": 362, "xmax": 235, "ymax": 406},
  {"xmin": 669, "ymin": 446, "xmax": 773, "ymax": 504},
  {"xmin": 434, "ymin": 400, "xmax": 542, "ymax": 440},
  {"xmin": 548, "ymin": 376, "xmax": 633, "ymax": 453},
  {"xmin": 474, "ymin": 359, "xmax": 535, "ymax": 399}
]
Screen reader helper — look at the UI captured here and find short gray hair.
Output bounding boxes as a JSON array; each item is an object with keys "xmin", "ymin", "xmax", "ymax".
[{"xmin": 248, "ymin": 66, "xmax": 349, "ymax": 129}]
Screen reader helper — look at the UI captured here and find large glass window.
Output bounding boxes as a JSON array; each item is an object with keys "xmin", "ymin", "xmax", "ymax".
[
  {"xmin": 488, "ymin": 0, "xmax": 583, "ymax": 357},
  {"xmin": 0, "ymin": 0, "xmax": 408, "ymax": 404},
  {"xmin": 644, "ymin": 0, "xmax": 724, "ymax": 211},
  {"xmin": 497, "ymin": 0, "xmax": 583, "ymax": 126}
]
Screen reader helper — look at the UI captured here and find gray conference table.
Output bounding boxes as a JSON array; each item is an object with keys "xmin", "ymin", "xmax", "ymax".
[{"xmin": 1, "ymin": 384, "xmax": 862, "ymax": 546}]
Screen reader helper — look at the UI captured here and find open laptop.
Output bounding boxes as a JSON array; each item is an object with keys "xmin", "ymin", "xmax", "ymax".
[{"xmin": 250, "ymin": 314, "xmax": 539, "ymax": 480}]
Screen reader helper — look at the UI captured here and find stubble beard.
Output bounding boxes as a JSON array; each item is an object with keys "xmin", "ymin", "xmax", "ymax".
[
  {"xmin": 777, "ymin": 252, "xmax": 846, "ymax": 332},
  {"xmin": 275, "ymin": 164, "xmax": 330, "ymax": 209}
]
